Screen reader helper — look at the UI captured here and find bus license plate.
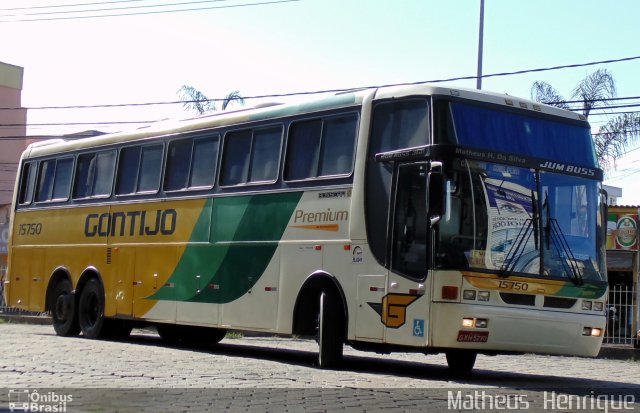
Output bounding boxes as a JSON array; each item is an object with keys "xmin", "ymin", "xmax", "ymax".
[{"xmin": 457, "ymin": 331, "xmax": 489, "ymax": 343}]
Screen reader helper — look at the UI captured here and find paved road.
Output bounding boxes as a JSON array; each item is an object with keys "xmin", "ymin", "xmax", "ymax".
[{"xmin": 0, "ymin": 323, "xmax": 639, "ymax": 412}]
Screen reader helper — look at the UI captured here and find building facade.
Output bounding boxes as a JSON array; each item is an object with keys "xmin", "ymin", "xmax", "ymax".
[
  {"xmin": 606, "ymin": 206, "xmax": 640, "ymax": 346},
  {"xmin": 0, "ymin": 61, "xmax": 28, "ymax": 299}
]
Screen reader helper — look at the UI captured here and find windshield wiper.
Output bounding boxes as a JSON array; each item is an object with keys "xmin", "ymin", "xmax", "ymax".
[{"xmin": 543, "ymin": 192, "xmax": 583, "ymax": 285}]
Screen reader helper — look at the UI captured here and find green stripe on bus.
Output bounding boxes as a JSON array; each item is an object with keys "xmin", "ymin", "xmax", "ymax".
[
  {"xmin": 556, "ymin": 282, "xmax": 607, "ymax": 299},
  {"xmin": 150, "ymin": 191, "xmax": 303, "ymax": 303}
]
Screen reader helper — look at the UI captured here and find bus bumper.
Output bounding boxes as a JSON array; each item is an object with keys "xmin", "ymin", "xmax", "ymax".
[{"xmin": 430, "ymin": 302, "xmax": 606, "ymax": 357}]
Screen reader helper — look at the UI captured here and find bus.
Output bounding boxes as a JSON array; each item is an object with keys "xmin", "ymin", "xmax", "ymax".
[{"xmin": 3, "ymin": 85, "xmax": 608, "ymax": 371}]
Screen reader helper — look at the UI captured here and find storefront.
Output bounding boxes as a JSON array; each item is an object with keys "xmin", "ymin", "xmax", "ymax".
[{"xmin": 606, "ymin": 206, "xmax": 640, "ymax": 346}]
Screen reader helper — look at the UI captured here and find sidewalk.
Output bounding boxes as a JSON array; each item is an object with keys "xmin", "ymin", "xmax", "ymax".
[{"xmin": 598, "ymin": 344, "xmax": 640, "ymax": 361}]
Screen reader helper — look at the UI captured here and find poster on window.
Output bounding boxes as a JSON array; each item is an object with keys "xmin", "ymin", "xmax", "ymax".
[{"xmin": 484, "ymin": 180, "xmax": 535, "ymax": 270}]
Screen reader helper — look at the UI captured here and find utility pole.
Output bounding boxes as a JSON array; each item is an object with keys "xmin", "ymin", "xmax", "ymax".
[{"xmin": 476, "ymin": 0, "xmax": 485, "ymax": 90}]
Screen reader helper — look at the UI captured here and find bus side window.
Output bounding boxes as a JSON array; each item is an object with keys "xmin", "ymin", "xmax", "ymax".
[
  {"xmin": 93, "ymin": 151, "xmax": 116, "ymax": 196},
  {"xmin": 51, "ymin": 158, "xmax": 73, "ymax": 201},
  {"xmin": 75, "ymin": 150, "xmax": 116, "ymax": 199},
  {"xmin": 165, "ymin": 139, "xmax": 193, "ymax": 191},
  {"xmin": 18, "ymin": 162, "xmax": 36, "ymax": 205},
  {"xmin": 116, "ymin": 144, "xmax": 162, "ymax": 195},
  {"xmin": 74, "ymin": 153, "xmax": 95, "ymax": 199},
  {"xmin": 137, "ymin": 145, "xmax": 163, "ymax": 193},
  {"xmin": 249, "ymin": 126, "xmax": 282, "ymax": 183},
  {"xmin": 35, "ymin": 157, "xmax": 73, "ymax": 202},
  {"xmin": 285, "ymin": 120, "xmax": 321, "ymax": 181},
  {"xmin": 284, "ymin": 113, "xmax": 357, "ymax": 181},
  {"xmin": 116, "ymin": 147, "xmax": 141, "ymax": 195},
  {"xmin": 35, "ymin": 160, "xmax": 56, "ymax": 202},
  {"xmin": 319, "ymin": 114, "xmax": 357, "ymax": 177},
  {"xmin": 189, "ymin": 136, "xmax": 219, "ymax": 188},
  {"xmin": 221, "ymin": 130, "xmax": 252, "ymax": 186}
]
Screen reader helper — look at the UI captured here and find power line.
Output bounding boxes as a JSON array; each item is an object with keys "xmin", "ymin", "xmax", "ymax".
[
  {"xmin": 1, "ymin": 55, "xmax": 639, "ymax": 112},
  {"xmin": 0, "ymin": 121, "xmax": 155, "ymax": 127},
  {"xmin": 0, "ymin": 0, "xmax": 144, "ymax": 11},
  {"xmin": 0, "ymin": 0, "xmax": 301, "ymax": 22},
  {"xmin": 589, "ymin": 110, "xmax": 640, "ymax": 117},
  {"xmin": 592, "ymin": 129, "xmax": 640, "ymax": 137},
  {"xmin": 549, "ymin": 96, "xmax": 640, "ymax": 105},
  {"xmin": 0, "ymin": 0, "xmax": 232, "ymax": 17},
  {"xmin": 567, "ymin": 103, "xmax": 640, "ymax": 112}
]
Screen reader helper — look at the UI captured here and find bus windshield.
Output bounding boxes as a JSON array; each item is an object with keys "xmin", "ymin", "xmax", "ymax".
[{"xmin": 436, "ymin": 159, "xmax": 606, "ymax": 283}]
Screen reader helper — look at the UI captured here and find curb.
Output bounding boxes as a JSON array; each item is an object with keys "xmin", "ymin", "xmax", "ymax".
[
  {"xmin": 0, "ymin": 314, "xmax": 52, "ymax": 325},
  {"xmin": 598, "ymin": 345, "xmax": 640, "ymax": 361}
]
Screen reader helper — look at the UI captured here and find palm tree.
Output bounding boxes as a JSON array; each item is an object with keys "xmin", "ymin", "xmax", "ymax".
[
  {"xmin": 531, "ymin": 69, "xmax": 640, "ymax": 171},
  {"xmin": 177, "ymin": 85, "xmax": 245, "ymax": 115}
]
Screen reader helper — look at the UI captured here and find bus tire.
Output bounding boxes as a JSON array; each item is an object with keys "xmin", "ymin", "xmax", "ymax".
[
  {"xmin": 51, "ymin": 279, "xmax": 80, "ymax": 337},
  {"xmin": 317, "ymin": 290, "xmax": 343, "ymax": 369},
  {"xmin": 445, "ymin": 349, "xmax": 477, "ymax": 373},
  {"xmin": 78, "ymin": 278, "xmax": 106, "ymax": 339}
]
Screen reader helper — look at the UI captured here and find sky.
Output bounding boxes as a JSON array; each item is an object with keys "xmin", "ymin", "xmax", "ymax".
[{"xmin": 1, "ymin": 0, "xmax": 639, "ymax": 202}]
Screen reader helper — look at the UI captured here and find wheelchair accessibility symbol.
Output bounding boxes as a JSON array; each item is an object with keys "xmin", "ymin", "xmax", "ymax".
[{"xmin": 413, "ymin": 319, "xmax": 424, "ymax": 337}]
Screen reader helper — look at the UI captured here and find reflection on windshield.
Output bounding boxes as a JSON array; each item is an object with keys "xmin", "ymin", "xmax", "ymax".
[{"xmin": 436, "ymin": 159, "xmax": 606, "ymax": 282}]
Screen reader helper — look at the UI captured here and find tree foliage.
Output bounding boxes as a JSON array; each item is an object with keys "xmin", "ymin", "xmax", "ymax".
[
  {"xmin": 177, "ymin": 85, "xmax": 245, "ymax": 115},
  {"xmin": 531, "ymin": 69, "xmax": 640, "ymax": 171}
]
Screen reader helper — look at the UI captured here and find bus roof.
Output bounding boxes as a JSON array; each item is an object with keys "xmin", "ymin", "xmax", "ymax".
[{"xmin": 24, "ymin": 84, "xmax": 587, "ymax": 159}]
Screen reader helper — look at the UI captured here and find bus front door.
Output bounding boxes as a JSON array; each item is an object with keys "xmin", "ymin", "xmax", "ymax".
[{"xmin": 384, "ymin": 163, "xmax": 431, "ymax": 347}]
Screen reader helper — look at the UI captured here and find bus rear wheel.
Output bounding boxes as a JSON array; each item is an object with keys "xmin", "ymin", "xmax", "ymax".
[
  {"xmin": 78, "ymin": 278, "xmax": 106, "ymax": 339},
  {"xmin": 445, "ymin": 349, "xmax": 477, "ymax": 373},
  {"xmin": 317, "ymin": 290, "xmax": 344, "ymax": 369},
  {"xmin": 51, "ymin": 279, "xmax": 80, "ymax": 337}
]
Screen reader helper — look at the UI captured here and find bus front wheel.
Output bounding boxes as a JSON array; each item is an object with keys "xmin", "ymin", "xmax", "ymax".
[
  {"xmin": 317, "ymin": 290, "xmax": 344, "ymax": 369},
  {"xmin": 51, "ymin": 279, "xmax": 80, "ymax": 337},
  {"xmin": 78, "ymin": 278, "xmax": 106, "ymax": 339},
  {"xmin": 445, "ymin": 349, "xmax": 477, "ymax": 373}
]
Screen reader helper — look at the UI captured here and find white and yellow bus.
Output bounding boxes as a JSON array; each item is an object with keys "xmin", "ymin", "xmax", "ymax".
[{"xmin": 4, "ymin": 85, "xmax": 608, "ymax": 371}]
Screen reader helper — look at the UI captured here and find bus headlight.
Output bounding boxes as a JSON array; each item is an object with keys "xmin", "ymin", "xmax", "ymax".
[
  {"xmin": 593, "ymin": 302, "xmax": 604, "ymax": 311},
  {"xmin": 582, "ymin": 327, "xmax": 602, "ymax": 337},
  {"xmin": 582, "ymin": 300, "xmax": 593, "ymax": 310},
  {"xmin": 463, "ymin": 290, "xmax": 476, "ymax": 300},
  {"xmin": 477, "ymin": 291, "xmax": 490, "ymax": 301}
]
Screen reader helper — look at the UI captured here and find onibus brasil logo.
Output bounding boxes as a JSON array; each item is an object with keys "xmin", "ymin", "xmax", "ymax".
[{"xmin": 8, "ymin": 389, "xmax": 72, "ymax": 412}]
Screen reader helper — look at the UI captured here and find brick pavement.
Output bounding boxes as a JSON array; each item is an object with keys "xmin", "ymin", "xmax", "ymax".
[{"xmin": 0, "ymin": 324, "xmax": 638, "ymax": 412}]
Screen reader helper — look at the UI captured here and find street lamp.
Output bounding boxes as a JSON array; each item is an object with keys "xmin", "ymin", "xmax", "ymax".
[{"xmin": 477, "ymin": 0, "xmax": 485, "ymax": 90}]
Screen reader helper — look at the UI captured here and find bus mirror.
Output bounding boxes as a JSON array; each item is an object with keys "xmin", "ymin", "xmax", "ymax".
[
  {"xmin": 600, "ymin": 188, "xmax": 608, "ymax": 241},
  {"xmin": 427, "ymin": 162, "xmax": 444, "ymax": 225}
]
